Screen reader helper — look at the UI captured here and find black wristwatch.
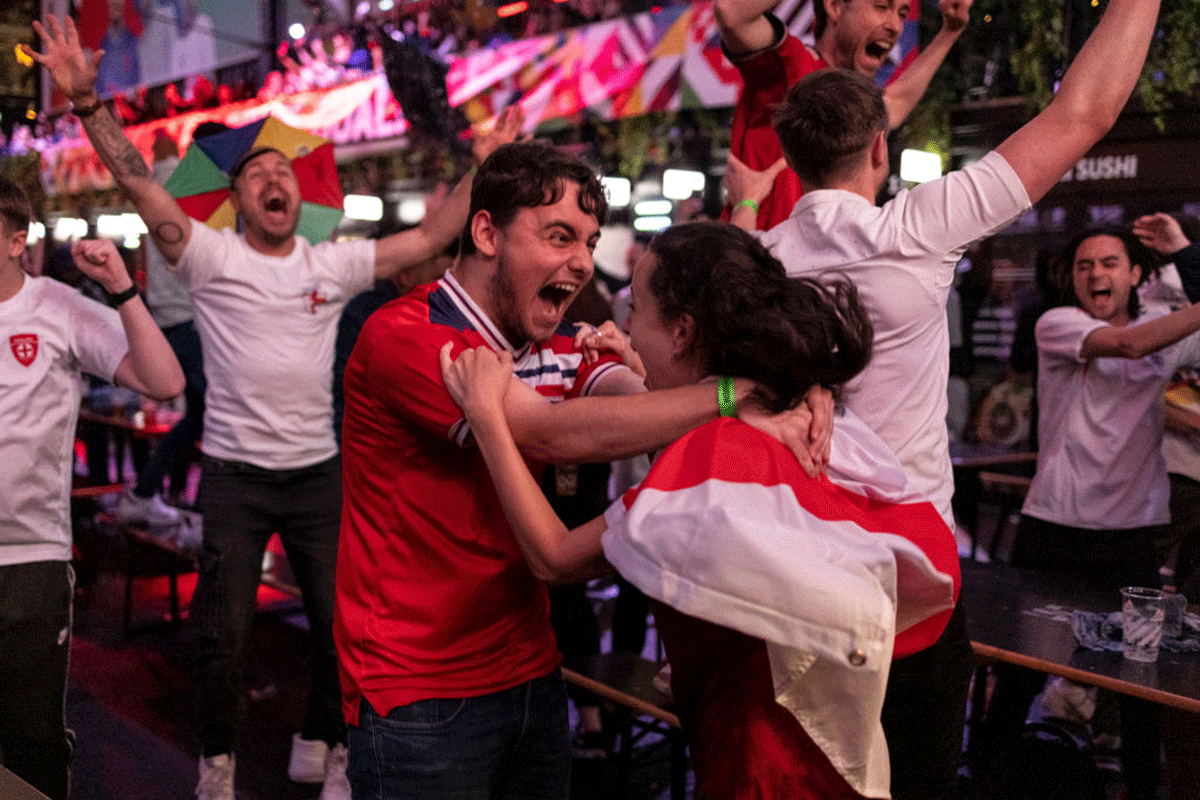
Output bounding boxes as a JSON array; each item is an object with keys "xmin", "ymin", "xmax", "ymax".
[
  {"xmin": 107, "ymin": 284, "xmax": 139, "ymax": 307},
  {"xmin": 71, "ymin": 96, "xmax": 104, "ymax": 119}
]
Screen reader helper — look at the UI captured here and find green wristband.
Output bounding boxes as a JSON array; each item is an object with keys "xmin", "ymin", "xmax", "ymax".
[
  {"xmin": 718, "ymin": 377, "xmax": 737, "ymax": 417},
  {"xmin": 736, "ymin": 198, "xmax": 759, "ymax": 213}
]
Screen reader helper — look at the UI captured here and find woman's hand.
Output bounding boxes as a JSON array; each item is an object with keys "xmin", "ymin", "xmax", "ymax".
[
  {"xmin": 438, "ymin": 343, "xmax": 514, "ymax": 422},
  {"xmin": 739, "ymin": 384, "xmax": 834, "ymax": 477},
  {"xmin": 574, "ymin": 320, "xmax": 646, "ymax": 378}
]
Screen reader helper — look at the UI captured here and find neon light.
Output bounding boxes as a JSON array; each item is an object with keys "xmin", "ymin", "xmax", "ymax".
[{"xmin": 497, "ymin": 2, "xmax": 528, "ymax": 17}]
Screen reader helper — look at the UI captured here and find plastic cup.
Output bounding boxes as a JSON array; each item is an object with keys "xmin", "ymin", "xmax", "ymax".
[
  {"xmin": 1163, "ymin": 591, "xmax": 1187, "ymax": 639},
  {"xmin": 1120, "ymin": 587, "xmax": 1165, "ymax": 662}
]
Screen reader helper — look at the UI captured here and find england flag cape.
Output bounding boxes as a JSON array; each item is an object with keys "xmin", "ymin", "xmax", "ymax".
[{"xmin": 602, "ymin": 408, "xmax": 958, "ymax": 799}]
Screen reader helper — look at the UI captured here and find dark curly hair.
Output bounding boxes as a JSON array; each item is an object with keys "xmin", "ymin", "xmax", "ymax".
[
  {"xmin": 1058, "ymin": 226, "xmax": 1157, "ymax": 321},
  {"xmin": 647, "ymin": 221, "xmax": 873, "ymax": 413},
  {"xmin": 461, "ymin": 141, "xmax": 608, "ymax": 256}
]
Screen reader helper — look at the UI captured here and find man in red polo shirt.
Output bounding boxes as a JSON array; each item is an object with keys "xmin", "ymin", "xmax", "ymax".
[
  {"xmin": 716, "ymin": 0, "xmax": 971, "ymax": 229},
  {"xmin": 336, "ymin": 141, "xmax": 831, "ymax": 799}
]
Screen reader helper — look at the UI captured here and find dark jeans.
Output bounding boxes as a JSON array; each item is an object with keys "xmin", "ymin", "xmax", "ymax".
[
  {"xmin": 0, "ymin": 561, "xmax": 74, "ymax": 800},
  {"xmin": 135, "ymin": 320, "xmax": 206, "ymax": 499},
  {"xmin": 192, "ymin": 454, "xmax": 344, "ymax": 756},
  {"xmin": 882, "ymin": 599, "xmax": 973, "ymax": 800},
  {"xmin": 1012, "ymin": 515, "xmax": 1164, "ymax": 589},
  {"xmin": 347, "ymin": 670, "xmax": 571, "ymax": 800}
]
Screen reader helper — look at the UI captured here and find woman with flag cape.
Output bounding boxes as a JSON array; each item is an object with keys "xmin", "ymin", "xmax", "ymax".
[{"xmin": 439, "ymin": 221, "xmax": 960, "ymax": 800}]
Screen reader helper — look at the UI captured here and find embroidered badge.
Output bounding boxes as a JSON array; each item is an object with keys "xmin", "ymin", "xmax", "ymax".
[{"xmin": 10, "ymin": 333, "xmax": 37, "ymax": 366}]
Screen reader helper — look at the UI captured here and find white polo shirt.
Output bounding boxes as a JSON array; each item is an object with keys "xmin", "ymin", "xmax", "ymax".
[
  {"xmin": 759, "ymin": 152, "xmax": 1031, "ymax": 529},
  {"xmin": 1023, "ymin": 305, "xmax": 1200, "ymax": 529},
  {"xmin": 174, "ymin": 224, "xmax": 375, "ymax": 470},
  {"xmin": 0, "ymin": 276, "xmax": 128, "ymax": 565}
]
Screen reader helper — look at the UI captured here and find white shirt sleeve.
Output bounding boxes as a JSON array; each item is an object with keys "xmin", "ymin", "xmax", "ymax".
[
  {"xmin": 1035, "ymin": 306, "xmax": 1108, "ymax": 365},
  {"xmin": 317, "ymin": 237, "xmax": 376, "ymax": 298},
  {"xmin": 899, "ymin": 151, "xmax": 1032, "ymax": 260},
  {"xmin": 67, "ymin": 291, "xmax": 129, "ymax": 383},
  {"xmin": 173, "ymin": 221, "xmax": 232, "ymax": 290}
]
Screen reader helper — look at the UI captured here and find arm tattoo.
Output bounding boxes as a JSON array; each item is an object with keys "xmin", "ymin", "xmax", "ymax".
[
  {"xmin": 154, "ymin": 222, "xmax": 185, "ymax": 245},
  {"xmin": 82, "ymin": 108, "xmax": 151, "ymax": 183}
]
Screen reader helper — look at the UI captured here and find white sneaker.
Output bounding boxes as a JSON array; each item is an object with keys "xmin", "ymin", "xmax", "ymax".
[
  {"xmin": 196, "ymin": 753, "xmax": 234, "ymax": 800},
  {"xmin": 115, "ymin": 489, "xmax": 181, "ymax": 526},
  {"xmin": 319, "ymin": 743, "xmax": 352, "ymax": 800},
  {"xmin": 174, "ymin": 510, "xmax": 204, "ymax": 552},
  {"xmin": 288, "ymin": 733, "xmax": 329, "ymax": 783}
]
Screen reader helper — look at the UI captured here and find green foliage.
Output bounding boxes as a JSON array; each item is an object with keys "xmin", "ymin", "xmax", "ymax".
[
  {"xmin": 1137, "ymin": 0, "xmax": 1200, "ymax": 129},
  {"xmin": 897, "ymin": 0, "xmax": 1200, "ymax": 153},
  {"xmin": 1008, "ymin": 0, "xmax": 1064, "ymax": 113}
]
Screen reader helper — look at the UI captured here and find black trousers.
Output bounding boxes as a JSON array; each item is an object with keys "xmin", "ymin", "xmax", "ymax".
[
  {"xmin": 882, "ymin": 599, "xmax": 973, "ymax": 800},
  {"xmin": 193, "ymin": 454, "xmax": 344, "ymax": 756},
  {"xmin": 0, "ymin": 560, "xmax": 74, "ymax": 800}
]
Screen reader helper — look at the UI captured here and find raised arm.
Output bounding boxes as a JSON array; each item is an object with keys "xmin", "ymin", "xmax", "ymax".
[
  {"xmin": 440, "ymin": 344, "xmax": 608, "ymax": 583},
  {"xmin": 1134, "ymin": 212, "xmax": 1200, "ymax": 303},
  {"xmin": 994, "ymin": 0, "xmax": 1161, "ymax": 204},
  {"xmin": 25, "ymin": 16, "xmax": 194, "ymax": 264},
  {"xmin": 881, "ymin": 0, "xmax": 971, "ymax": 129},
  {"xmin": 72, "ymin": 240, "xmax": 184, "ymax": 399},
  {"xmin": 1080, "ymin": 302, "xmax": 1200, "ymax": 360},
  {"xmin": 714, "ymin": 0, "xmax": 783, "ymax": 55},
  {"xmin": 374, "ymin": 107, "xmax": 523, "ymax": 279}
]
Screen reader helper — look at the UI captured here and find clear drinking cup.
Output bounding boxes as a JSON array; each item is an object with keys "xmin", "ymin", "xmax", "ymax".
[{"xmin": 1121, "ymin": 587, "xmax": 1165, "ymax": 662}]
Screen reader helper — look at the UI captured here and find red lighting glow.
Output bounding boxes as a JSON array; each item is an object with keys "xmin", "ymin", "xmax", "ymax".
[{"xmin": 497, "ymin": 1, "xmax": 528, "ymax": 16}]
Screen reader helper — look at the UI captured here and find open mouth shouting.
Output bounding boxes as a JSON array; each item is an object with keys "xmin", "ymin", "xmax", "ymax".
[
  {"xmin": 534, "ymin": 281, "xmax": 580, "ymax": 329},
  {"xmin": 260, "ymin": 191, "xmax": 294, "ymax": 228},
  {"xmin": 864, "ymin": 38, "xmax": 894, "ymax": 65}
]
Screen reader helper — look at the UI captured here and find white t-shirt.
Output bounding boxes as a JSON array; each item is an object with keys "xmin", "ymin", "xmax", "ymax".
[
  {"xmin": 0, "ymin": 276, "xmax": 128, "ymax": 565},
  {"xmin": 173, "ymin": 224, "xmax": 375, "ymax": 470},
  {"xmin": 1023, "ymin": 305, "xmax": 1200, "ymax": 529},
  {"xmin": 758, "ymin": 151, "xmax": 1031, "ymax": 529}
]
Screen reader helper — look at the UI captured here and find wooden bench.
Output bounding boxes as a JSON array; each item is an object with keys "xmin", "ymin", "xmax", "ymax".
[
  {"xmin": 69, "ymin": 482, "xmax": 126, "ymax": 499},
  {"xmin": 562, "ymin": 651, "xmax": 687, "ymax": 800},
  {"xmin": 96, "ymin": 513, "xmax": 197, "ymax": 634},
  {"xmin": 95, "ymin": 514, "xmax": 303, "ymax": 635}
]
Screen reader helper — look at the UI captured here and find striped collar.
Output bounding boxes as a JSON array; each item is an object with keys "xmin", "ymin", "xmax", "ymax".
[{"xmin": 439, "ymin": 270, "xmax": 533, "ymax": 360}]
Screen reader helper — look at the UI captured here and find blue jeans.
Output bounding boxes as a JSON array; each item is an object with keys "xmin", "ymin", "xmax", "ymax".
[
  {"xmin": 348, "ymin": 670, "xmax": 571, "ymax": 800},
  {"xmin": 192, "ymin": 454, "xmax": 343, "ymax": 756}
]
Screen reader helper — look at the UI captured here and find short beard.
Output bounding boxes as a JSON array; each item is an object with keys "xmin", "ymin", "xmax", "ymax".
[
  {"xmin": 243, "ymin": 211, "xmax": 298, "ymax": 249},
  {"xmin": 489, "ymin": 254, "xmax": 529, "ymax": 348}
]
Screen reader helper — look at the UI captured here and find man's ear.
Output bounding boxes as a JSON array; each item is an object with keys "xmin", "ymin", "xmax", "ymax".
[
  {"xmin": 824, "ymin": 0, "xmax": 845, "ymax": 26},
  {"xmin": 470, "ymin": 210, "xmax": 499, "ymax": 258},
  {"xmin": 870, "ymin": 129, "xmax": 888, "ymax": 171},
  {"xmin": 6, "ymin": 228, "xmax": 27, "ymax": 261},
  {"xmin": 1131, "ymin": 262, "xmax": 1143, "ymax": 286}
]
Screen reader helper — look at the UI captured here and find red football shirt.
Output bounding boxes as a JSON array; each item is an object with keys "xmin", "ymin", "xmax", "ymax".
[
  {"xmin": 335, "ymin": 273, "xmax": 624, "ymax": 722},
  {"xmin": 725, "ymin": 20, "xmax": 827, "ymax": 230}
]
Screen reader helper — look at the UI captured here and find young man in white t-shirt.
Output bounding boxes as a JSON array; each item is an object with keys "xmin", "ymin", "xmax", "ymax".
[
  {"xmin": 725, "ymin": 0, "xmax": 1163, "ymax": 795},
  {"xmin": 26, "ymin": 15, "xmax": 521, "ymax": 800},
  {"xmin": 1016, "ymin": 227, "xmax": 1200, "ymax": 584},
  {"xmin": 0, "ymin": 177, "xmax": 183, "ymax": 800}
]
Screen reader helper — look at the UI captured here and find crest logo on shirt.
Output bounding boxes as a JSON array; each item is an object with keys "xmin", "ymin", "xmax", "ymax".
[
  {"xmin": 10, "ymin": 333, "xmax": 37, "ymax": 366},
  {"xmin": 304, "ymin": 286, "xmax": 329, "ymax": 314}
]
